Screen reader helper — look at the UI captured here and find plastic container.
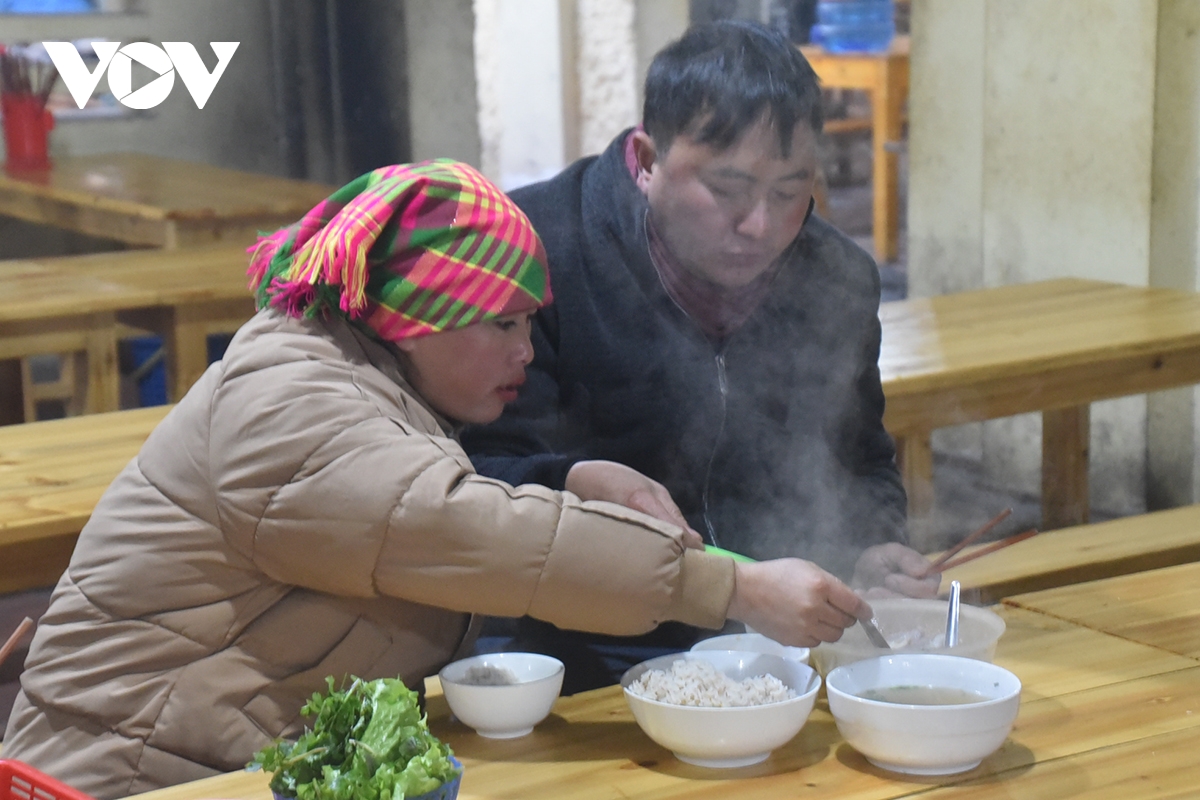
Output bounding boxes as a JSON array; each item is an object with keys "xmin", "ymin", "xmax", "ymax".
[
  {"xmin": 0, "ymin": 759, "xmax": 96, "ymax": 800},
  {"xmin": 812, "ymin": 0, "xmax": 896, "ymax": 54},
  {"xmin": 126, "ymin": 332, "xmax": 233, "ymax": 407},
  {"xmin": 810, "ymin": 598, "xmax": 1006, "ymax": 677},
  {"xmin": 1, "ymin": 92, "xmax": 54, "ymax": 172}
]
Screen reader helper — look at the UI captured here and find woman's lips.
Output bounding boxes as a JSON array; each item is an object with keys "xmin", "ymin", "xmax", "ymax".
[{"xmin": 496, "ymin": 378, "xmax": 525, "ymax": 403}]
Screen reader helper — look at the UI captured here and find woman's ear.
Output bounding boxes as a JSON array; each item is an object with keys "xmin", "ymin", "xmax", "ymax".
[
  {"xmin": 393, "ymin": 337, "xmax": 417, "ymax": 354},
  {"xmin": 631, "ymin": 130, "xmax": 658, "ymax": 194}
]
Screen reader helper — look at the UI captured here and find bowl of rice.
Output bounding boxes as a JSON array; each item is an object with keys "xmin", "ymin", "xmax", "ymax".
[
  {"xmin": 439, "ymin": 652, "xmax": 564, "ymax": 739},
  {"xmin": 811, "ymin": 598, "xmax": 1006, "ymax": 676},
  {"xmin": 621, "ymin": 650, "xmax": 821, "ymax": 768}
]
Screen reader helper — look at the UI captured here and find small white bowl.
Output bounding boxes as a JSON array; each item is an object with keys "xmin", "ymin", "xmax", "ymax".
[
  {"xmin": 690, "ymin": 633, "xmax": 810, "ymax": 665},
  {"xmin": 826, "ymin": 653, "xmax": 1022, "ymax": 775},
  {"xmin": 439, "ymin": 652, "xmax": 564, "ymax": 738},
  {"xmin": 811, "ymin": 598, "xmax": 1007, "ymax": 676},
  {"xmin": 622, "ymin": 650, "xmax": 821, "ymax": 769}
]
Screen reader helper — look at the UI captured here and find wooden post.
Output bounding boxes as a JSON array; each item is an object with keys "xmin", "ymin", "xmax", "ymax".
[{"xmin": 1042, "ymin": 405, "xmax": 1090, "ymax": 530}]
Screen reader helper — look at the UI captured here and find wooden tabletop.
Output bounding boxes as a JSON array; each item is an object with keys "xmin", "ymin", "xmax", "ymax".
[
  {"xmin": 880, "ymin": 278, "xmax": 1200, "ymax": 528},
  {"xmin": 0, "ymin": 406, "xmax": 170, "ymax": 591},
  {"xmin": 126, "ymin": 577, "xmax": 1200, "ymax": 800},
  {"xmin": 0, "ymin": 153, "xmax": 331, "ymax": 248},
  {"xmin": 879, "ymin": 278, "xmax": 1200, "ymax": 433},
  {"xmin": 1005, "ymin": 559, "xmax": 1200, "ymax": 661}
]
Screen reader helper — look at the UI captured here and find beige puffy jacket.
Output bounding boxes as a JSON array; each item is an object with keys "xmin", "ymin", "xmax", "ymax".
[{"xmin": 2, "ymin": 309, "xmax": 734, "ymax": 799}]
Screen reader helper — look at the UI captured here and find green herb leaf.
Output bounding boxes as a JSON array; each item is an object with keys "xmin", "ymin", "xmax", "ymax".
[{"xmin": 249, "ymin": 676, "xmax": 460, "ymax": 800}]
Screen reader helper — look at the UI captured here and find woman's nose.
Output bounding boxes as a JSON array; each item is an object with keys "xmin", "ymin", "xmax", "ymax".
[{"xmin": 516, "ymin": 333, "xmax": 534, "ymax": 366}]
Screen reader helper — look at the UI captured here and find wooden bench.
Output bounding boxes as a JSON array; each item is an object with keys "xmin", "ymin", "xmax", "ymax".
[
  {"xmin": 0, "ymin": 406, "xmax": 170, "ymax": 593},
  {"xmin": 938, "ymin": 504, "xmax": 1200, "ymax": 604},
  {"xmin": 1, "ymin": 245, "xmax": 255, "ymax": 422}
]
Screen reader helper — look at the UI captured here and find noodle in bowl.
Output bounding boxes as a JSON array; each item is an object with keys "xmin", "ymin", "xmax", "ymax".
[{"xmin": 621, "ymin": 650, "xmax": 820, "ymax": 768}]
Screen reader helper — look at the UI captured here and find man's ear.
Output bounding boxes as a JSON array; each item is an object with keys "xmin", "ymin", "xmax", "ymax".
[{"xmin": 631, "ymin": 129, "xmax": 658, "ymax": 193}]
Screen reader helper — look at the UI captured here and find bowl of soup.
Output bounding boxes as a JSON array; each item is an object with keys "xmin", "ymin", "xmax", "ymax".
[
  {"xmin": 811, "ymin": 598, "xmax": 1006, "ymax": 676},
  {"xmin": 826, "ymin": 653, "xmax": 1021, "ymax": 775}
]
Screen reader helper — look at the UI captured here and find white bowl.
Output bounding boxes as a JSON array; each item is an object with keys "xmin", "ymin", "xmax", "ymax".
[
  {"xmin": 826, "ymin": 653, "xmax": 1021, "ymax": 775},
  {"xmin": 690, "ymin": 633, "xmax": 810, "ymax": 665},
  {"xmin": 439, "ymin": 652, "xmax": 564, "ymax": 738},
  {"xmin": 621, "ymin": 650, "xmax": 821, "ymax": 769},
  {"xmin": 811, "ymin": 598, "xmax": 1006, "ymax": 676}
]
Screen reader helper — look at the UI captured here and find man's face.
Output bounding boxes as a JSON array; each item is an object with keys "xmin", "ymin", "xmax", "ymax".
[{"xmin": 635, "ymin": 118, "xmax": 818, "ymax": 289}]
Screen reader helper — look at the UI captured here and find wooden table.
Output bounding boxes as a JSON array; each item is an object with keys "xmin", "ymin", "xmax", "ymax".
[
  {"xmin": 1004, "ymin": 559, "xmax": 1200, "ymax": 661},
  {"xmin": 880, "ymin": 278, "xmax": 1200, "ymax": 529},
  {"xmin": 125, "ymin": 568, "xmax": 1200, "ymax": 800},
  {"xmin": 0, "ymin": 405, "xmax": 170, "ymax": 593},
  {"xmin": 0, "ymin": 153, "xmax": 331, "ymax": 249},
  {"xmin": 0, "ymin": 246, "xmax": 255, "ymax": 417},
  {"xmin": 801, "ymin": 36, "xmax": 909, "ymax": 263}
]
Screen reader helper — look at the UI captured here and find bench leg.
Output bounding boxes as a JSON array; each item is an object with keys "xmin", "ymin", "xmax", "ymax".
[
  {"xmin": 1042, "ymin": 405, "xmax": 1090, "ymax": 530},
  {"xmin": 896, "ymin": 431, "xmax": 935, "ymax": 519}
]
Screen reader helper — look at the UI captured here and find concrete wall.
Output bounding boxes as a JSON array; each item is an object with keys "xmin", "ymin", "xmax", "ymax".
[
  {"xmin": 908, "ymin": 0, "xmax": 1200, "ymax": 519},
  {"xmin": 405, "ymin": 0, "xmax": 481, "ymax": 165}
]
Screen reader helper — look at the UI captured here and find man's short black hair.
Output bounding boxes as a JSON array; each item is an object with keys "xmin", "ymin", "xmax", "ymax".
[{"xmin": 643, "ymin": 19, "xmax": 823, "ymax": 156}]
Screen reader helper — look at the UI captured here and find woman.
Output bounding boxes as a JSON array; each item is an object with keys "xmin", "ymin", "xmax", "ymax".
[{"xmin": 2, "ymin": 161, "xmax": 868, "ymax": 799}]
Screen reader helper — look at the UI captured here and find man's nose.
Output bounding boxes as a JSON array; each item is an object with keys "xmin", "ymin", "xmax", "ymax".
[{"xmin": 735, "ymin": 197, "xmax": 770, "ymax": 239}]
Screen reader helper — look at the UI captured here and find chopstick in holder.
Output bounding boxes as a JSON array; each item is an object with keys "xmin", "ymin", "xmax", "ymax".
[
  {"xmin": 936, "ymin": 528, "xmax": 1039, "ymax": 573},
  {"xmin": 919, "ymin": 507, "xmax": 1013, "ymax": 579},
  {"xmin": 0, "ymin": 616, "xmax": 34, "ymax": 669}
]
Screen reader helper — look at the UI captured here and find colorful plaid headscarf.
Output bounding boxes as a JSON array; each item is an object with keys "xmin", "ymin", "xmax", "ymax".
[{"xmin": 247, "ymin": 159, "xmax": 551, "ymax": 341}]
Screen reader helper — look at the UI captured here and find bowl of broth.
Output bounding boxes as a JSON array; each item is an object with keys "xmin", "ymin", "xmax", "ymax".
[{"xmin": 825, "ymin": 653, "xmax": 1021, "ymax": 775}]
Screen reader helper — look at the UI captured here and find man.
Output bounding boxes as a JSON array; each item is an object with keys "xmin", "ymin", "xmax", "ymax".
[{"xmin": 463, "ymin": 20, "xmax": 935, "ymax": 691}]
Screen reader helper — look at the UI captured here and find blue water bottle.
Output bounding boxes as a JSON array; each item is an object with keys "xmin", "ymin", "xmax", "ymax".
[{"xmin": 812, "ymin": 0, "xmax": 896, "ymax": 54}]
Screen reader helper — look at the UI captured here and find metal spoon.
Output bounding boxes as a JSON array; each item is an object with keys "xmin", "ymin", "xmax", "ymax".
[
  {"xmin": 945, "ymin": 580, "xmax": 962, "ymax": 648},
  {"xmin": 860, "ymin": 616, "xmax": 891, "ymax": 650}
]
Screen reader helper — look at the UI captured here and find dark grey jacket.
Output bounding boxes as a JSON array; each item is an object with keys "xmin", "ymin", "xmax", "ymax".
[{"xmin": 464, "ymin": 130, "xmax": 907, "ymax": 580}]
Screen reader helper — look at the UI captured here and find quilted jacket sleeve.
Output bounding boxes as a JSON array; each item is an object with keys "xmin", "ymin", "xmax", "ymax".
[{"xmin": 209, "ymin": 350, "xmax": 732, "ymax": 638}]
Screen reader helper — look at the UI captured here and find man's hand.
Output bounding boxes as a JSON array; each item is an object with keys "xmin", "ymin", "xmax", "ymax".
[
  {"xmin": 851, "ymin": 543, "xmax": 940, "ymax": 599},
  {"xmin": 565, "ymin": 460, "xmax": 704, "ymax": 549},
  {"xmin": 726, "ymin": 559, "xmax": 870, "ymax": 648}
]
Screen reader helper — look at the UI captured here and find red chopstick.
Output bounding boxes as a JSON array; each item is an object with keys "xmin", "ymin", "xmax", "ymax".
[
  {"xmin": 919, "ymin": 508, "xmax": 1013, "ymax": 579},
  {"xmin": 937, "ymin": 528, "xmax": 1040, "ymax": 573},
  {"xmin": 0, "ymin": 616, "xmax": 33, "ymax": 669}
]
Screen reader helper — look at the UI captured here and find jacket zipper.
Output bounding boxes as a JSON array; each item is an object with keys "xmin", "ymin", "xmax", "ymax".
[
  {"xmin": 701, "ymin": 350, "xmax": 729, "ymax": 548},
  {"xmin": 642, "ymin": 212, "xmax": 732, "ymax": 548}
]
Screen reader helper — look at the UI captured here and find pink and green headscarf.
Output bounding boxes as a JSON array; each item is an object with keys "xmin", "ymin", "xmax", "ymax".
[{"xmin": 247, "ymin": 159, "xmax": 551, "ymax": 341}]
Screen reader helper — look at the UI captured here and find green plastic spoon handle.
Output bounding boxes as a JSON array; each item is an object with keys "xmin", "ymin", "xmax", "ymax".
[{"xmin": 704, "ymin": 545, "xmax": 757, "ymax": 564}]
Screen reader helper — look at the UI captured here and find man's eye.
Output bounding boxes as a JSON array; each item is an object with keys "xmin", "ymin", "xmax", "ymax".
[{"xmin": 772, "ymin": 189, "xmax": 799, "ymax": 202}]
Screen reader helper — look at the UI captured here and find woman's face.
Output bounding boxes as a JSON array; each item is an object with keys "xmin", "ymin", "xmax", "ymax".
[{"xmin": 396, "ymin": 311, "xmax": 536, "ymax": 424}]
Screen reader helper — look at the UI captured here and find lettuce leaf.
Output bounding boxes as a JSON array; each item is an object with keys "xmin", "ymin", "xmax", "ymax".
[{"xmin": 250, "ymin": 676, "xmax": 460, "ymax": 800}]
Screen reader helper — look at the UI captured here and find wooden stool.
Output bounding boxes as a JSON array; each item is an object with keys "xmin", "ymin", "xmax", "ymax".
[{"xmin": 0, "ymin": 313, "xmax": 120, "ymax": 424}]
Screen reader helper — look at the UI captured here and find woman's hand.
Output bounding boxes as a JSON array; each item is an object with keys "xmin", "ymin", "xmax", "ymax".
[
  {"xmin": 564, "ymin": 460, "xmax": 704, "ymax": 549},
  {"xmin": 726, "ymin": 559, "xmax": 870, "ymax": 648},
  {"xmin": 851, "ymin": 543, "xmax": 940, "ymax": 599}
]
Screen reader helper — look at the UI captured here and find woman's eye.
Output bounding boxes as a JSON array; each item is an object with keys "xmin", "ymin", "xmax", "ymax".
[{"xmin": 495, "ymin": 320, "xmax": 518, "ymax": 331}]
